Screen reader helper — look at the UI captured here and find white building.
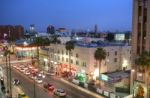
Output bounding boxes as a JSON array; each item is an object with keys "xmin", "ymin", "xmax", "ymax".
[{"xmin": 48, "ymin": 42, "xmax": 131, "ymax": 79}]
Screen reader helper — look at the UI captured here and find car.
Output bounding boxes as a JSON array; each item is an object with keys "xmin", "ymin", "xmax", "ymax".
[
  {"xmin": 19, "ymin": 68, "xmax": 26, "ymax": 73},
  {"xmin": 13, "ymin": 79, "xmax": 20, "ymax": 85},
  {"xmin": 35, "ymin": 78, "xmax": 43, "ymax": 83},
  {"xmin": 38, "ymin": 73, "xmax": 46, "ymax": 78},
  {"xmin": 47, "ymin": 71, "xmax": 56, "ymax": 76},
  {"xmin": 43, "ymin": 83, "xmax": 55, "ymax": 91},
  {"xmin": 18, "ymin": 93, "xmax": 28, "ymax": 98},
  {"xmin": 12, "ymin": 64, "xmax": 17, "ymax": 68},
  {"xmin": 54, "ymin": 89, "xmax": 66, "ymax": 97},
  {"xmin": 25, "ymin": 70, "xmax": 30, "ymax": 75}
]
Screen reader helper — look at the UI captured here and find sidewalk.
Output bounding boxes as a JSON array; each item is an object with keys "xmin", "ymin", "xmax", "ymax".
[{"xmin": 59, "ymin": 78, "xmax": 104, "ymax": 98}]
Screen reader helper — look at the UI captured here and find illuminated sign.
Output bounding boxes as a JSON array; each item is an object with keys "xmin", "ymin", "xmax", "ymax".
[
  {"xmin": 115, "ymin": 34, "xmax": 125, "ymax": 41},
  {"xmin": 100, "ymin": 74, "xmax": 108, "ymax": 81}
]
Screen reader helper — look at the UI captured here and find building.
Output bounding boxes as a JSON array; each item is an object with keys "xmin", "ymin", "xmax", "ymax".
[
  {"xmin": 132, "ymin": 0, "xmax": 150, "ymax": 97},
  {"xmin": 47, "ymin": 25, "xmax": 55, "ymax": 34},
  {"xmin": 47, "ymin": 42, "xmax": 131, "ymax": 92},
  {"xmin": 0, "ymin": 25, "xmax": 24, "ymax": 40}
]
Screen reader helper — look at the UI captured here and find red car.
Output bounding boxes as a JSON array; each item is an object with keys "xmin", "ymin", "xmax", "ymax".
[{"xmin": 43, "ymin": 83, "xmax": 55, "ymax": 91}]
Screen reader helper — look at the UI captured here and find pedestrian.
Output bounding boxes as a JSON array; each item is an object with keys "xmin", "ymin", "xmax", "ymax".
[{"xmin": 1, "ymin": 86, "xmax": 5, "ymax": 93}]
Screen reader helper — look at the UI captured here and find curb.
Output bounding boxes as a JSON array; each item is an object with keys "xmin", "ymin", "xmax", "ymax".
[{"xmin": 60, "ymin": 78, "xmax": 104, "ymax": 98}]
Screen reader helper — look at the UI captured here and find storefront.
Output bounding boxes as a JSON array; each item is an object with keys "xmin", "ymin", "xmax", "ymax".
[
  {"xmin": 15, "ymin": 46, "xmax": 37, "ymax": 58},
  {"xmin": 57, "ymin": 64, "xmax": 77, "ymax": 77}
]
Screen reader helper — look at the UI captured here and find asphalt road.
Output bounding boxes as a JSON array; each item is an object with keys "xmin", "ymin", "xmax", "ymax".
[{"xmin": 11, "ymin": 67, "xmax": 97, "ymax": 98}]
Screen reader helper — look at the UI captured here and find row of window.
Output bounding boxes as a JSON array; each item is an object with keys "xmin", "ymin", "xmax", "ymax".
[
  {"xmin": 52, "ymin": 49, "xmax": 131, "ymax": 59},
  {"xmin": 51, "ymin": 54, "xmax": 86, "ymax": 67},
  {"xmin": 55, "ymin": 50, "xmax": 79, "ymax": 58}
]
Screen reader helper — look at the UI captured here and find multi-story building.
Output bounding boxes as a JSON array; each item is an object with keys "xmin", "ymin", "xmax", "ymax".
[
  {"xmin": 0, "ymin": 25, "xmax": 24, "ymax": 40},
  {"xmin": 132, "ymin": 0, "xmax": 150, "ymax": 97},
  {"xmin": 47, "ymin": 42, "xmax": 131, "ymax": 92}
]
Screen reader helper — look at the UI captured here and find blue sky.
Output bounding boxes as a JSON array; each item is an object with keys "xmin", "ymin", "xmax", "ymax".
[{"xmin": 0, "ymin": 0, "xmax": 132, "ymax": 32}]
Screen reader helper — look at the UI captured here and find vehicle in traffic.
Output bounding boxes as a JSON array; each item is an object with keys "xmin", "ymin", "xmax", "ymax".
[
  {"xmin": 53, "ymin": 89, "xmax": 66, "ymax": 98},
  {"xmin": 13, "ymin": 79, "xmax": 20, "ymax": 85},
  {"xmin": 18, "ymin": 93, "xmax": 28, "ymax": 98},
  {"xmin": 35, "ymin": 77, "xmax": 43, "ymax": 83},
  {"xmin": 43, "ymin": 83, "xmax": 55, "ymax": 91}
]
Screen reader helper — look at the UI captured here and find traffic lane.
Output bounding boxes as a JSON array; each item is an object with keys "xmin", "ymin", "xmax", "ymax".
[
  {"xmin": 44, "ymin": 76, "xmax": 96, "ymax": 98},
  {"xmin": 11, "ymin": 68, "xmax": 53, "ymax": 98}
]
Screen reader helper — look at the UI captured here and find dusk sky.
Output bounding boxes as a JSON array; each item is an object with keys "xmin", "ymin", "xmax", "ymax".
[{"xmin": 0, "ymin": 0, "xmax": 132, "ymax": 32}]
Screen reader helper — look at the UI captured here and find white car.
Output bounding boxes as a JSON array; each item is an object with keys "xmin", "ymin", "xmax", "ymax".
[
  {"xmin": 38, "ymin": 73, "xmax": 46, "ymax": 78},
  {"xmin": 36, "ymin": 78, "xmax": 43, "ymax": 83},
  {"xmin": 54, "ymin": 89, "xmax": 66, "ymax": 97},
  {"xmin": 25, "ymin": 71, "xmax": 30, "ymax": 75}
]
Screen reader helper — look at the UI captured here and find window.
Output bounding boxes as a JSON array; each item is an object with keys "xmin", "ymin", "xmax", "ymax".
[
  {"xmin": 57, "ymin": 50, "xmax": 60, "ymax": 54},
  {"xmin": 62, "ymin": 57, "xmax": 64, "ymax": 61},
  {"xmin": 115, "ymin": 51, "xmax": 117, "ymax": 55},
  {"xmin": 66, "ymin": 51, "xmax": 68, "ymax": 55},
  {"xmin": 71, "ymin": 59, "xmax": 73, "ymax": 64},
  {"xmin": 66, "ymin": 58, "xmax": 68, "ymax": 62},
  {"xmin": 114, "ymin": 58, "xmax": 117, "ymax": 62},
  {"xmin": 76, "ymin": 60, "xmax": 79, "ymax": 65},
  {"xmin": 50, "ymin": 54, "xmax": 53, "ymax": 58},
  {"xmin": 82, "ymin": 62, "xmax": 86, "ymax": 67},
  {"xmin": 76, "ymin": 53, "xmax": 79, "ymax": 58},
  {"xmin": 70, "ymin": 52, "xmax": 73, "ymax": 56},
  {"xmin": 58, "ymin": 56, "xmax": 60, "ymax": 60},
  {"xmin": 62, "ymin": 50, "xmax": 64, "ymax": 55}
]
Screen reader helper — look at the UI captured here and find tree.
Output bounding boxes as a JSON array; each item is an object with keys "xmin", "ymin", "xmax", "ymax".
[
  {"xmin": 32, "ymin": 37, "xmax": 50, "ymax": 46},
  {"xmin": 65, "ymin": 41, "xmax": 75, "ymax": 75},
  {"xmin": 105, "ymin": 33, "xmax": 114, "ymax": 41},
  {"xmin": 135, "ymin": 51, "xmax": 150, "ymax": 98},
  {"xmin": 3, "ymin": 46, "xmax": 14, "ymax": 98},
  {"xmin": 94, "ymin": 48, "xmax": 106, "ymax": 87}
]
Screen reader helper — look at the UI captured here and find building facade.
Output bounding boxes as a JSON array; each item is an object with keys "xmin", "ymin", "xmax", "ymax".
[
  {"xmin": 48, "ymin": 43, "xmax": 131, "ymax": 76},
  {"xmin": 132, "ymin": 0, "xmax": 150, "ymax": 97},
  {"xmin": 0, "ymin": 25, "xmax": 24, "ymax": 40}
]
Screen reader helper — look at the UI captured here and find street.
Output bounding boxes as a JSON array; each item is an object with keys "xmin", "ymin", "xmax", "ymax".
[{"xmin": 7, "ymin": 62, "xmax": 99, "ymax": 98}]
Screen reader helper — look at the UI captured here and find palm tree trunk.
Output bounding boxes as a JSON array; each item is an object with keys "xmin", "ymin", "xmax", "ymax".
[
  {"xmin": 69, "ymin": 51, "xmax": 71, "ymax": 75},
  {"xmin": 99, "ymin": 60, "xmax": 101, "ymax": 88},
  {"xmin": 6, "ymin": 55, "xmax": 9, "ymax": 93},
  {"xmin": 8, "ymin": 53, "xmax": 12, "ymax": 98},
  {"xmin": 146, "ymin": 67, "xmax": 149, "ymax": 98}
]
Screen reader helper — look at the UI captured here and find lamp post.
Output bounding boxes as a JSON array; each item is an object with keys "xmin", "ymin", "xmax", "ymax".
[
  {"xmin": 44, "ymin": 58, "xmax": 48, "ymax": 71},
  {"xmin": 132, "ymin": 69, "xmax": 135, "ymax": 98},
  {"xmin": 35, "ymin": 34, "xmax": 39, "ymax": 68},
  {"xmin": 23, "ymin": 41, "xmax": 28, "ymax": 59}
]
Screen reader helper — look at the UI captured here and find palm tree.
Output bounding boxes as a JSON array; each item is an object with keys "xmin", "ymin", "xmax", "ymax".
[
  {"xmin": 3, "ymin": 46, "xmax": 13, "ymax": 98},
  {"xmin": 135, "ymin": 51, "xmax": 150, "ymax": 98},
  {"xmin": 65, "ymin": 41, "xmax": 75, "ymax": 75},
  {"xmin": 94, "ymin": 48, "xmax": 106, "ymax": 88}
]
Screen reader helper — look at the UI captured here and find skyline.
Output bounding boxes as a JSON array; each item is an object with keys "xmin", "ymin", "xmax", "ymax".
[{"xmin": 0, "ymin": 0, "xmax": 132, "ymax": 32}]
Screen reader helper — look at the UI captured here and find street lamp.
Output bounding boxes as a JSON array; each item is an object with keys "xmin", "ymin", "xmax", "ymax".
[
  {"xmin": 44, "ymin": 58, "xmax": 48, "ymax": 71},
  {"xmin": 23, "ymin": 41, "xmax": 28, "ymax": 59}
]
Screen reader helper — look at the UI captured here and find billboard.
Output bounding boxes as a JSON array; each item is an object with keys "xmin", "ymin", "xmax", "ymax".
[{"xmin": 115, "ymin": 34, "xmax": 125, "ymax": 41}]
